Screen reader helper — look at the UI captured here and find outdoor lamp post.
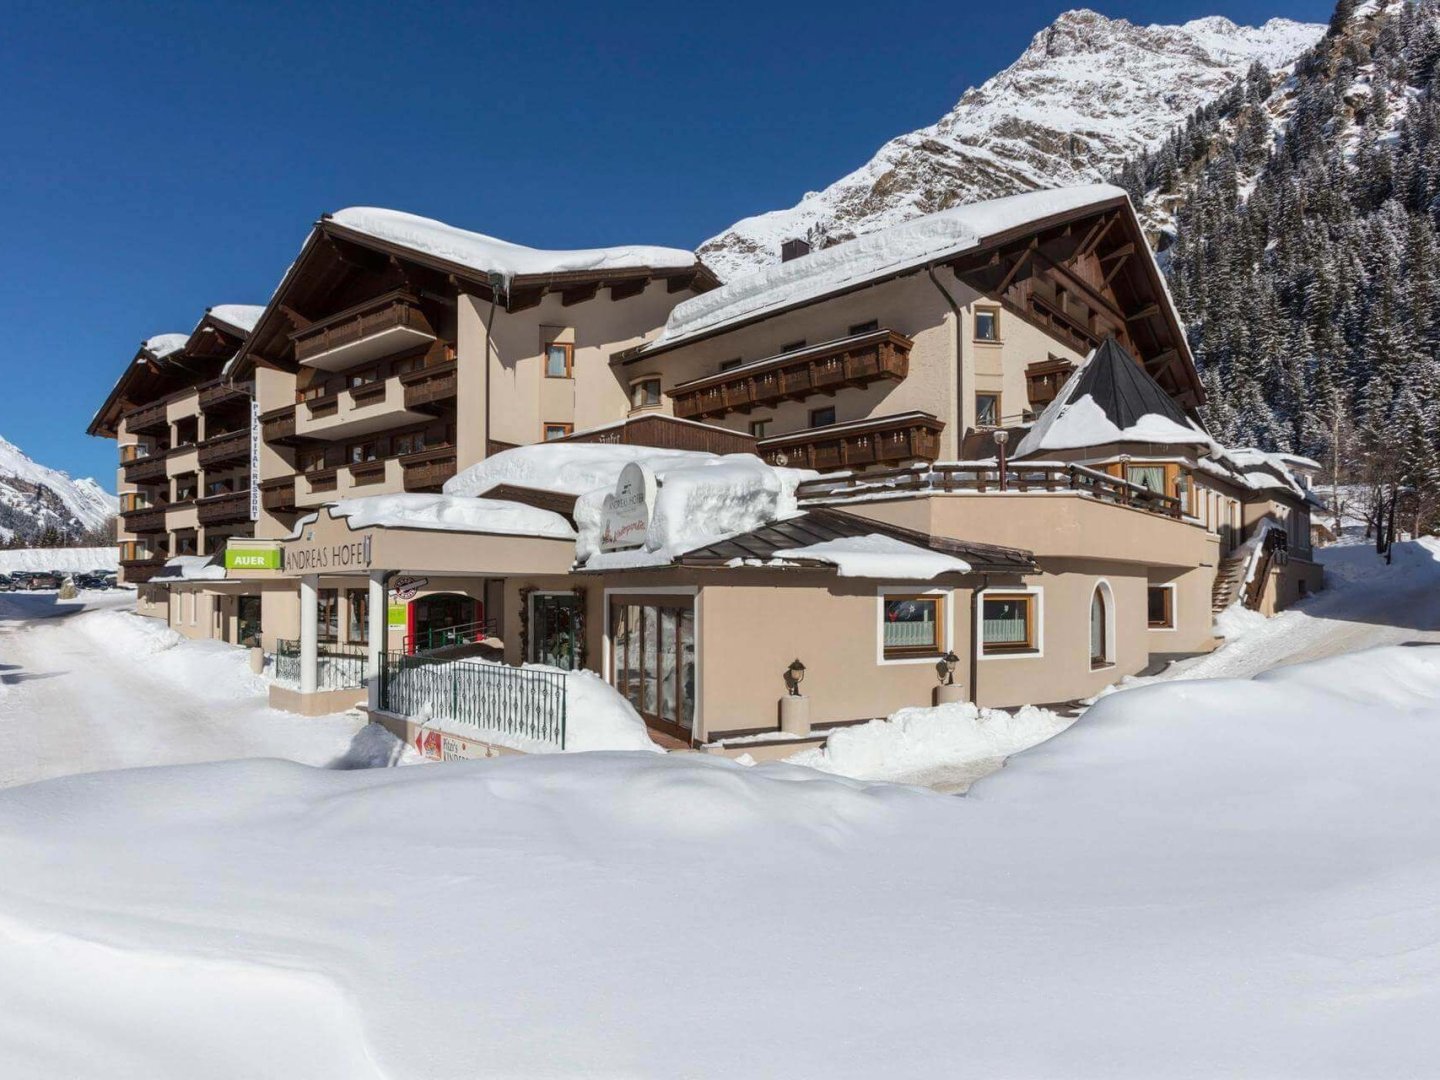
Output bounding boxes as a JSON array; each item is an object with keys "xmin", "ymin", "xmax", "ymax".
[
  {"xmin": 935, "ymin": 650, "xmax": 959, "ymax": 686},
  {"xmin": 779, "ymin": 658, "xmax": 811, "ymax": 737},
  {"xmin": 992, "ymin": 428, "xmax": 1009, "ymax": 491}
]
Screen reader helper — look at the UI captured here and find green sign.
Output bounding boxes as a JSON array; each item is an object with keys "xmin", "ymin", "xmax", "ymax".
[
  {"xmin": 224, "ymin": 546, "xmax": 282, "ymax": 571},
  {"xmin": 388, "ymin": 602, "xmax": 408, "ymax": 628}
]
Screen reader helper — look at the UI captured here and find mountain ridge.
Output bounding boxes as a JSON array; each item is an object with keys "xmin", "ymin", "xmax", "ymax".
[{"xmin": 0, "ymin": 435, "xmax": 116, "ymax": 545}]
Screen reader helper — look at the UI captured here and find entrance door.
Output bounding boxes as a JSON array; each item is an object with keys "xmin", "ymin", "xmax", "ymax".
[
  {"xmin": 411, "ymin": 593, "xmax": 478, "ymax": 652},
  {"xmin": 237, "ymin": 595, "xmax": 262, "ymax": 647},
  {"xmin": 610, "ymin": 596, "xmax": 695, "ymax": 740},
  {"xmin": 532, "ymin": 592, "xmax": 583, "ymax": 670}
]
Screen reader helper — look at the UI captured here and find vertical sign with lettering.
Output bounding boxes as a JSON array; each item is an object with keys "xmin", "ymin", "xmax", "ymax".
[{"xmin": 248, "ymin": 398, "xmax": 261, "ymax": 522}]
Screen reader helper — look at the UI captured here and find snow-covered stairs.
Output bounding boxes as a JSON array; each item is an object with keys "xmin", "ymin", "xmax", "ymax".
[{"xmin": 1212, "ymin": 554, "xmax": 1249, "ymax": 614}]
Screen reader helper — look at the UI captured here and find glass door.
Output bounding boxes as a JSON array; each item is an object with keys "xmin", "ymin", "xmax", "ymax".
[
  {"xmin": 610, "ymin": 596, "xmax": 695, "ymax": 740},
  {"xmin": 532, "ymin": 593, "xmax": 583, "ymax": 670},
  {"xmin": 237, "ymin": 596, "xmax": 262, "ymax": 647}
]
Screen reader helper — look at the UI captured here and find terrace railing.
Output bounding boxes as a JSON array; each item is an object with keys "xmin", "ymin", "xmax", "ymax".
[
  {"xmin": 796, "ymin": 461, "xmax": 1184, "ymax": 519},
  {"xmin": 273, "ymin": 639, "xmax": 369, "ymax": 691},
  {"xmin": 379, "ymin": 652, "xmax": 567, "ymax": 750},
  {"xmin": 402, "ymin": 618, "xmax": 498, "ymax": 656}
]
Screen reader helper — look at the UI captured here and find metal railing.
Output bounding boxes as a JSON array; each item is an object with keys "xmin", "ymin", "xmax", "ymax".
[
  {"xmin": 273, "ymin": 639, "xmax": 370, "ymax": 691},
  {"xmin": 402, "ymin": 618, "xmax": 498, "ymax": 655},
  {"xmin": 380, "ymin": 652, "xmax": 567, "ymax": 749}
]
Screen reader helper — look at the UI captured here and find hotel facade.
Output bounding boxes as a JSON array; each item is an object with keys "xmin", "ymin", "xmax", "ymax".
[{"xmin": 88, "ymin": 186, "xmax": 1324, "ymax": 755}]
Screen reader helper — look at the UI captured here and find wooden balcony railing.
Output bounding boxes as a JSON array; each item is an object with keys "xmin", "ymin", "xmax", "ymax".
[
  {"xmin": 757, "ymin": 411, "xmax": 943, "ymax": 471},
  {"xmin": 197, "ymin": 430, "xmax": 250, "ymax": 468},
  {"xmin": 562, "ymin": 414, "xmax": 756, "ymax": 455},
  {"xmin": 292, "ymin": 290, "xmax": 436, "ymax": 366},
  {"xmin": 124, "ymin": 454, "xmax": 169, "ymax": 485},
  {"xmin": 197, "ymin": 491, "xmax": 252, "ymax": 526},
  {"xmin": 401, "ymin": 447, "xmax": 457, "ymax": 492},
  {"xmin": 119, "ymin": 554, "xmax": 167, "ymax": 582},
  {"xmin": 122, "ymin": 507, "xmax": 168, "ymax": 534},
  {"xmin": 670, "ymin": 329, "xmax": 913, "ymax": 421},
  {"xmin": 198, "ymin": 380, "xmax": 250, "ymax": 411},
  {"xmin": 260, "ymin": 405, "xmax": 300, "ymax": 445},
  {"xmin": 401, "ymin": 361, "xmax": 458, "ymax": 412},
  {"xmin": 306, "ymin": 467, "xmax": 338, "ymax": 494},
  {"xmin": 795, "ymin": 461, "xmax": 1184, "ymax": 519},
  {"xmin": 260, "ymin": 477, "xmax": 297, "ymax": 512},
  {"xmin": 348, "ymin": 459, "xmax": 388, "ymax": 488},
  {"xmin": 121, "ymin": 399, "xmax": 170, "ymax": 435}
]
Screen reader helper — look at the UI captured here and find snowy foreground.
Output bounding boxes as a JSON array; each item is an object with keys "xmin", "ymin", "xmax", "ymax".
[{"xmin": 2, "ymin": 637, "xmax": 1440, "ymax": 1075}]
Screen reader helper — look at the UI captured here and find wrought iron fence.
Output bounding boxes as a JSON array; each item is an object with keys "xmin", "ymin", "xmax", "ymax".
[
  {"xmin": 380, "ymin": 652, "xmax": 567, "ymax": 750},
  {"xmin": 273, "ymin": 639, "xmax": 369, "ymax": 691}
]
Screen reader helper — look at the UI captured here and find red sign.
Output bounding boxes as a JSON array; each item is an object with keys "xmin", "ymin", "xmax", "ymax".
[{"xmin": 416, "ymin": 729, "xmax": 443, "ymax": 761}]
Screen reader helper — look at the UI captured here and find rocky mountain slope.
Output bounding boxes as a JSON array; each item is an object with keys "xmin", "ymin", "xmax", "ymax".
[
  {"xmin": 700, "ymin": 9, "xmax": 1324, "ymax": 279},
  {"xmin": 0, "ymin": 436, "xmax": 116, "ymax": 545}
]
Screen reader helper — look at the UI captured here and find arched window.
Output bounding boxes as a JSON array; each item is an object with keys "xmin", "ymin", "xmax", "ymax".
[{"xmin": 1090, "ymin": 582, "xmax": 1113, "ymax": 668}]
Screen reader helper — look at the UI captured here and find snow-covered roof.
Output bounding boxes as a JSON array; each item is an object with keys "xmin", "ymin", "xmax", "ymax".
[
  {"xmin": 1014, "ymin": 337, "xmax": 1215, "ymax": 457},
  {"xmin": 206, "ymin": 304, "xmax": 266, "ymax": 335},
  {"xmin": 647, "ymin": 185, "xmax": 1134, "ymax": 352},
  {"xmin": 141, "ymin": 333, "xmax": 189, "ymax": 361},
  {"xmin": 154, "ymin": 555, "xmax": 227, "ymax": 581},
  {"xmin": 325, "ymin": 207, "xmax": 698, "ymax": 287},
  {"xmin": 765, "ymin": 532, "xmax": 971, "ymax": 579},
  {"xmin": 323, "ymin": 493, "xmax": 574, "ymax": 539}
]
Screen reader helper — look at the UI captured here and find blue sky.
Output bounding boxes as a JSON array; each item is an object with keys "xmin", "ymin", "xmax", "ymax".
[{"xmin": 0, "ymin": 0, "xmax": 1329, "ymax": 484}]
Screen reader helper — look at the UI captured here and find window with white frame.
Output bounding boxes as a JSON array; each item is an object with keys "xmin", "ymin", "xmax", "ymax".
[
  {"xmin": 881, "ymin": 593, "xmax": 945, "ymax": 660},
  {"xmin": 980, "ymin": 590, "xmax": 1039, "ymax": 656}
]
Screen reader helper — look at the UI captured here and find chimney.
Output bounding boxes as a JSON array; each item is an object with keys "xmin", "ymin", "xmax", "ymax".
[{"xmin": 780, "ymin": 238, "xmax": 811, "ymax": 263}]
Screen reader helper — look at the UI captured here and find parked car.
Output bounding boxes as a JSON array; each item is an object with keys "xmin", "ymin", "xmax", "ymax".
[
  {"xmin": 72, "ymin": 571, "xmax": 116, "ymax": 590},
  {"xmin": 24, "ymin": 572, "xmax": 63, "ymax": 590},
  {"xmin": 0, "ymin": 573, "xmax": 14, "ymax": 592}
]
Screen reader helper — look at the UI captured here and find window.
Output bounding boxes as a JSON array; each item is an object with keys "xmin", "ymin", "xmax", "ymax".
[
  {"xmin": 882, "ymin": 595, "xmax": 944, "ymax": 660},
  {"xmin": 544, "ymin": 341, "xmax": 573, "ymax": 379},
  {"xmin": 543, "ymin": 422, "xmax": 573, "ymax": 441},
  {"xmin": 394, "ymin": 430, "xmax": 429, "ymax": 457},
  {"xmin": 749, "ymin": 419, "xmax": 770, "ymax": 439},
  {"xmin": 318, "ymin": 589, "xmax": 339, "ymax": 643},
  {"xmin": 347, "ymin": 589, "xmax": 369, "ymax": 644},
  {"xmin": 349, "ymin": 439, "xmax": 382, "ymax": 464},
  {"xmin": 809, "ymin": 406, "xmax": 836, "ymax": 428},
  {"xmin": 393, "ymin": 355, "xmax": 425, "ymax": 376},
  {"xmin": 1125, "ymin": 464, "xmax": 1166, "ymax": 493},
  {"xmin": 975, "ymin": 308, "xmax": 999, "ymax": 342},
  {"xmin": 299, "ymin": 383, "xmax": 330, "ymax": 402},
  {"xmin": 719, "ymin": 358, "xmax": 743, "ymax": 372},
  {"xmin": 298, "ymin": 447, "xmax": 328, "ymax": 473},
  {"xmin": 780, "ymin": 340, "xmax": 806, "ymax": 353},
  {"xmin": 848, "ymin": 319, "xmax": 879, "ymax": 336},
  {"xmin": 975, "ymin": 393, "xmax": 1000, "ymax": 428},
  {"xmin": 1147, "ymin": 585, "xmax": 1175, "ymax": 629},
  {"xmin": 630, "ymin": 377, "xmax": 662, "ymax": 410},
  {"xmin": 981, "ymin": 593, "xmax": 1036, "ymax": 655},
  {"xmin": 1090, "ymin": 586, "xmax": 1110, "ymax": 668},
  {"xmin": 346, "ymin": 368, "xmax": 378, "ymax": 388}
]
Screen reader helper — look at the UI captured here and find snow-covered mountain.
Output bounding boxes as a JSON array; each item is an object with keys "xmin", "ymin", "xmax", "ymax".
[
  {"xmin": 700, "ymin": 9, "xmax": 1325, "ymax": 279},
  {"xmin": 0, "ymin": 436, "xmax": 116, "ymax": 544}
]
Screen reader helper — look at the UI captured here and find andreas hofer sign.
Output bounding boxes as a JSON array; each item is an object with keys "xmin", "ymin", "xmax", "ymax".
[{"xmin": 283, "ymin": 534, "xmax": 373, "ymax": 572}]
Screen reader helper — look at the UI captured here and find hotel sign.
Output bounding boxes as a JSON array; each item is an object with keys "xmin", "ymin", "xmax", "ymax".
[
  {"xmin": 223, "ymin": 545, "xmax": 282, "ymax": 571},
  {"xmin": 600, "ymin": 462, "xmax": 656, "ymax": 552},
  {"xmin": 248, "ymin": 400, "xmax": 261, "ymax": 522},
  {"xmin": 283, "ymin": 534, "xmax": 373, "ymax": 572}
]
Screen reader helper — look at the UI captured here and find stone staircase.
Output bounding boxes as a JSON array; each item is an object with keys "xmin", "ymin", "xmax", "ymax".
[{"xmin": 1212, "ymin": 554, "xmax": 1249, "ymax": 614}]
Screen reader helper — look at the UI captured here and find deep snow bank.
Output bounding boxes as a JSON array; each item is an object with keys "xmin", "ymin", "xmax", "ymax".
[{"xmin": 4, "ymin": 645, "xmax": 1440, "ymax": 1076}]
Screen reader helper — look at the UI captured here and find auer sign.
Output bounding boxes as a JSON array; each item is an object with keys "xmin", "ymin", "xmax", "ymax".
[{"xmin": 283, "ymin": 534, "xmax": 373, "ymax": 573}]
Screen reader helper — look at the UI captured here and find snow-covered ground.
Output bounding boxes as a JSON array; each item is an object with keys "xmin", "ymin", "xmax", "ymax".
[
  {"xmin": 0, "ymin": 592, "xmax": 386, "ymax": 789},
  {"xmin": 2, "ymin": 640, "xmax": 1440, "ymax": 1076}
]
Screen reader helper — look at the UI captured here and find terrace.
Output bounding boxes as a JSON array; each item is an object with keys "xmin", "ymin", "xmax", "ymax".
[
  {"xmin": 756, "ymin": 411, "xmax": 944, "ymax": 471},
  {"xmin": 292, "ymin": 290, "xmax": 437, "ymax": 371}
]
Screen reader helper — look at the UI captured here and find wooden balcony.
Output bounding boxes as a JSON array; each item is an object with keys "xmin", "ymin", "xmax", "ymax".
[
  {"xmin": 1025, "ymin": 357, "xmax": 1075, "ymax": 412},
  {"xmin": 197, "ymin": 491, "xmax": 252, "ymax": 526},
  {"xmin": 198, "ymin": 430, "xmax": 250, "ymax": 468},
  {"xmin": 670, "ymin": 329, "xmax": 913, "ymax": 421},
  {"xmin": 757, "ymin": 412, "xmax": 944, "ymax": 471},
  {"xmin": 122, "ymin": 507, "xmax": 167, "ymax": 534},
  {"xmin": 307, "ymin": 467, "xmax": 338, "ymax": 494},
  {"xmin": 347, "ymin": 459, "xmax": 388, "ymax": 488},
  {"xmin": 124, "ymin": 453, "xmax": 169, "ymax": 485},
  {"xmin": 292, "ymin": 290, "xmax": 437, "ymax": 371},
  {"xmin": 401, "ymin": 447, "xmax": 457, "ymax": 492},
  {"xmin": 401, "ymin": 361, "xmax": 458, "ymax": 412},
  {"xmin": 562, "ymin": 414, "xmax": 756, "ymax": 455},
  {"xmin": 119, "ymin": 555, "xmax": 167, "ymax": 583},
  {"xmin": 122, "ymin": 399, "xmax": 170, "ymax": 436},
  {"xmin": 260, "ymin": 405, "xmax": 303, "ymax": 446},
  {"xmin": 260, "ymin": 477, "xmax": 297, "ymax": 512},
  {"xmin": 198, "ymin": 380, "xmax": 250, "ymax": 411}
]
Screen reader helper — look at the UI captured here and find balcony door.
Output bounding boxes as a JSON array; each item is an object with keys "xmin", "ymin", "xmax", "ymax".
[{"xmin": 610, "ymin": 595, "xmax": 695, "ymax": 741}]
